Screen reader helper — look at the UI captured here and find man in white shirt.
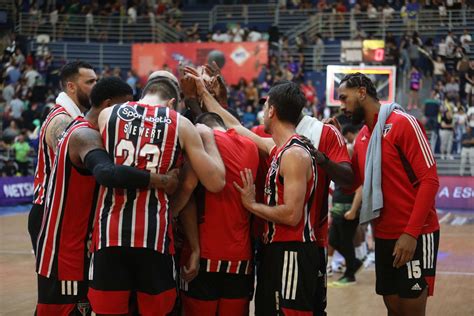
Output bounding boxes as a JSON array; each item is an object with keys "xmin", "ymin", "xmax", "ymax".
[
  {"xmin": 24, "ymin": 65, "xmax": 40, "ymax": 88},
  {"xmin": 247, "ymin": 27, "xmax": 262, "ymax": 42}
]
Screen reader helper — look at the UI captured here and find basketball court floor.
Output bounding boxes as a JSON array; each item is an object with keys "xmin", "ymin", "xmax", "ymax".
[{"xmin": 1, "ymin": 209, "xmax": 473, "ymax": 315}]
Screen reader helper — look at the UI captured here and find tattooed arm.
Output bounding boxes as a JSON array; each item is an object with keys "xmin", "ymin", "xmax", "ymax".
[{"xmin": 45, "ymin": 114, "xmax": 73, "ymax": 150}]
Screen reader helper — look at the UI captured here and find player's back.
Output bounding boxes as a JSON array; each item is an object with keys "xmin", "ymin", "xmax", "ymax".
[
  {"xmin": 198, "ymin": 129, "xmax": 259, "ymax": 267},
  {"xmin": 94, "ymin": 102, "xmax": 182, "ymax": 254}
]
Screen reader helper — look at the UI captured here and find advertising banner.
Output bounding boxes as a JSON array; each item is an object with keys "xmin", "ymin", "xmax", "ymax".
[
  {"xmin": 132, "ymin": 42, "xmax": 268, "ymax": 85},
  {"xmin": 436, "ymin": 176, "xmax": 474, "ymax": 211},
  {"xmin": 0, "ymin": 176, "xmax": 34, "ymax": 206}
]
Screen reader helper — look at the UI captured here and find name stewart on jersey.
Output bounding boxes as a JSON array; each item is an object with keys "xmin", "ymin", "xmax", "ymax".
[{"xmin": 93, "ymin": 102, "xmax": 182, "ymax": 255}]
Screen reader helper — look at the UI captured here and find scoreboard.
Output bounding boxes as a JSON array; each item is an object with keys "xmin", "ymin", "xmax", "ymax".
[{"xmin": 341, "ymin": 40, "xmax": 385, "ymax": 63}]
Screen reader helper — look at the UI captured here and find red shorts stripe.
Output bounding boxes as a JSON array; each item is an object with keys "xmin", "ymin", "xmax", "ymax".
[
  {"xmin": 218, "ymin": 298, "xmax": 250, "ymax": 316},
  {"xmin": 136, "ymin": 287, "xmax": 176, "ymax": 316},
  {"xmin": 425, "ymin": 275, "xmax": 436, "ymax": 296},
  {"xmin": 182, "ymin": 295, "xmax": 218, "ymax": 316},
  {"xmin": 36, "ymin": 303, "xmax": 75, "ymax": 316},
  {"xmin": 281, "ymin": 307, "xmax": 313, "ymax": 316},
  {"xmin": 88, "ymin": 287, "xmax": 129, "ymax": 314}
]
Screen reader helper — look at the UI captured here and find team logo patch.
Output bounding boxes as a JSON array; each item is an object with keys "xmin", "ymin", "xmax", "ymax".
[
  {"xmin": 383, "ymin": 124, "xmax": 393, "ymax": 137},
  {"xmin": 76, "ymin": 301, "xmax": 91, "ymax": 316}
]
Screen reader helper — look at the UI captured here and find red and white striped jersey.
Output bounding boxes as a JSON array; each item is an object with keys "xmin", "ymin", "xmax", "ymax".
[
  {"xmin": 33, "ymin": 105, "xmax": 69, "ymax": 205},
  {"xmin": 263, "ymin": 135, "xmax": 318, "ymax": 244},
  {"xmin": 93, "ymin": 102, "xmax": 182, "ymax": 255},
  {"xmin": 36, "ymin": 118, "xmax": 97, "ymax": 280}
]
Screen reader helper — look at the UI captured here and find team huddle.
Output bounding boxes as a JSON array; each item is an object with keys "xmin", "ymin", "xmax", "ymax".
[{"xmin": 28, "ymin": 61, "xmax": 440, "ymax": 316}]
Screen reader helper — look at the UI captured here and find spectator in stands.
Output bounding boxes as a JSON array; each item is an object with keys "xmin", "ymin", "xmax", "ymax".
[
  {"xmin": 424, "ymin": 90, "xmax": 442, "ymax": 152},
  {"xmin": 408, "ymin": 37, "xmax": 421, "ymax": 68},
  {"xmin": 460, "ymin": 29, "xmax": 472, "ymax": 46},
  {"xmin": 445, "ymin": 31, "xmax": 457, "ymax": 57},
  {"xmin": 3, "ymin": 120, "xmax": 20, "ymax": 144},
  {"xmin": 186, "ymin": 22, "xmax": 200, "ymax": 41},
  {"xmin": 9, "ymin": 93, "xmax": 25, "ymax": 123},
  {"xmin": 247, "ymin": 27, "xmax": 262, "ymax": 42},
  {"xmin": 11, "ymin": 132, "xmax": 32, "ymax": 176},
  {"xmin": 24, "ymin": 64, "xmax": 40, "ymax": 89},
  {"xmin": 444, "ymin": 76, "xmax": 460, "ymax": 103},
  {"xmin": 211, "ymin": 29, "xmax": 224, "ymax": 42},
  {"xmin": 432, "ymin": 56, "xmax": 447, "ymax": 84},
  {"xmin": 2, "ymin": 78, "xmax": 15, "ymax": 107},
  {"xmin": 408, "ymin": 66, "xmax": 422, "ymax": 110},
  {"xmin": 231, "ymin": 23, "xmax": 245, "ymax": 42},
  {"xmin": 459, "ymin": 125, "xmax": 474, "ymax": 176},
  {"xmin": 313, "ymin": 33, "xmax": 324, "ymax": 71},
  {"xmin": 438, "ymin": 1, "xmax": 447, "ymax": 26},
  {"xmin": 242, "ymin": 105, "xmax": 257, "ymax": 128},
  {"xmin": 244, "ymin": 80, "xmax": 259, "ymax": 106},
  {"xmin": 406, "ymin": 0, "xmax": 420, "ymax": 32},
  {"xmin": 440, "ymin": 109, "xmax": 455, "ymax": 160},
  {"xmin": 14, "ymin": 48, "xmax": 25, "ymax": 66},
  {"xmin": 6, "ymin": 61, "xmax": 21, "ymax": 84},
  {"xmin": 454, "ymin": 105, "xmax": 468, "ymax": 154},
  {"xmin": 126, "ymin": 70, "xmax": 138, "ymax": 98},
  {"xmin": 382, "ymin": 3, "xmax": 395, "ymax": 26},
  {"xmin": 335, "ymin": 0, "xmax": 347, "ymax": 27},
  {"xmin": 465, "ymin": 61, "xmax": 474, "ymax": 107},
  {"xmin": 437, "ymin": 38, "xmax": 448, "ymax": 60}
]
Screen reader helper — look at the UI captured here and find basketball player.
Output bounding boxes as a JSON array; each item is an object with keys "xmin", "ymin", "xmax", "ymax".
[
  {"xmin": 186, "ymin": 66, "xmax": 353, "ymax": 315},
  {"xmin": 185, "ymin": 72, "xmax": 320, "ymax": 314},
  {"xmin": 29, "ymin": 61, "xmax": 97, "ymax": 253},
  {"xmin": 337, "ymin": 73, "xmax": 440, "ymax": 315},
  {"xmin": 173, "ymin": 112, "xmax": 259, "ymax": 316},
  {"xmin": 35, "ymin": 77, "xmax": 178, "ymax": 316},
  {"xmin": 87, "ymin": 70, "xmax": 226, "ymax": 315}
]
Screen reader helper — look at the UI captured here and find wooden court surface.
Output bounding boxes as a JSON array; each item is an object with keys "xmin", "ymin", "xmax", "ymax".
[{"xmin": 0, "ymin": 213, "xmax": 473, "ymax": 316}]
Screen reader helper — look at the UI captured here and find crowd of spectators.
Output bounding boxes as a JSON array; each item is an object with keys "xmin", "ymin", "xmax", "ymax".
[{"xmin": 3, "ymin": 0, "xmax": 474, "ymax": 177}]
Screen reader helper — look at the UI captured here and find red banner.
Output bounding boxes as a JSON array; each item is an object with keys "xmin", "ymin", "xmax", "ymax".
[
  {"xmin": 132, "ymin": 42, "xmax": 268, "ymax": 85},
  {"xmin": 436, "ymin": 176, "xmax": 474, "ymax": 211}
]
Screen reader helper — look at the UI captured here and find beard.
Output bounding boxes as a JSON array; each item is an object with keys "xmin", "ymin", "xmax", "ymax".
[
  {"xmin": 351, "ymin": 102, "xmax": 366, "ymax": 126},
  {"xmin": 77, "ymin": 88, "xmax": 91, "ymax": 110}
]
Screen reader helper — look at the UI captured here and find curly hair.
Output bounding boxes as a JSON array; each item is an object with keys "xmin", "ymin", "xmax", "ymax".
[{"xmin": 340, "ymin": 72, "xmax": 379, "ymax": 101}]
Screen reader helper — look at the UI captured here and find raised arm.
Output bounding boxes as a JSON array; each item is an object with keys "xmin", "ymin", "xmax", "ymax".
[
  {"xmin": 184, "ymin": 71, "xmax": 274, "ymax": 154},
  {"xmin": 178, "ymin": 116, "xmax": 225, "ymax": 193}
]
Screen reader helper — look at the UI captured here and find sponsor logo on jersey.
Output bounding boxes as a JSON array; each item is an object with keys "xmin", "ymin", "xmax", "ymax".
[
  {"xmin": 118, "ymin": 104, "xmax": 172, "ymax": 124},
  {"xmin": 411, "ymin": 283, "xmax": 422, "ymax": 291}
]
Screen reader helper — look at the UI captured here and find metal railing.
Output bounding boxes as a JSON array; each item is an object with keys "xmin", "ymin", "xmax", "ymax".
[
  {"xmin": 285, "ymin": 8, "xmax": 474, "ymax": 42},
  {"xmin": 17, "ymin": 7, "xmax": 474, "ymax": 45},
  {"xmin": 17, "ymin": 12, "xmax": 182, "ymax": 44}
]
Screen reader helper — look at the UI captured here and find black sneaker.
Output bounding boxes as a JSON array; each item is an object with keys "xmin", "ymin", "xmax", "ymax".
[{"xmin": 354, "ymin": 259, "xmax": 363, "ymax": 274}]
